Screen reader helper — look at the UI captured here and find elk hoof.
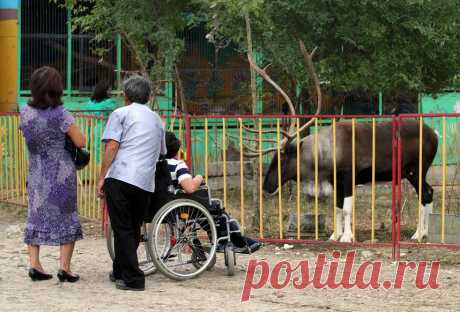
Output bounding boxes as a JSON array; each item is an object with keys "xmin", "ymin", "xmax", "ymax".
[
  {"xmin": 328, "ymin": 232, "xmax": 341, "ymax": 241},
  {"xmin": 339, "ymin": 232, "xmax": 353, "ymax": 243},
  {"xmin": 411, "ymin": 230, "xmax": 428, "ymax": 242}
]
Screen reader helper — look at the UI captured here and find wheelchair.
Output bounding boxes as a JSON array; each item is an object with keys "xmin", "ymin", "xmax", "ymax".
[{"xmin": 106, "ymin": 185, "xmax": 242, "ymax": 280}]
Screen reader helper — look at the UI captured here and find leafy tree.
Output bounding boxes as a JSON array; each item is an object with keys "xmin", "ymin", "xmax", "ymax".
[
  {"xmin": 199, "ymin": 0, "xmax": 460, "ymax": 111},
  {"xmin": 66, "ymin": 0, "xmax": 459, "ymax": 110}
]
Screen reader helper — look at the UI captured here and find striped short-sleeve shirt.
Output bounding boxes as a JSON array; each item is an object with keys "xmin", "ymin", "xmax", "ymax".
[{"xmin": 167, "ymin": 158, "xmax": 192, "ymax": 188}]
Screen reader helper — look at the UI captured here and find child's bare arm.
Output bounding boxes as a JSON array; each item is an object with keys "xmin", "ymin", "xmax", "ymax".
[{"xmin": 179, "ymin": 175, "xmax": 203, "ymax": 193}]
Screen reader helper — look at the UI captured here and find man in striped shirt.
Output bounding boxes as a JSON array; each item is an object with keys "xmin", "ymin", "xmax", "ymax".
[{"xmin": 165, "ymin": 132, "xmax": 261, "ymax": 254}]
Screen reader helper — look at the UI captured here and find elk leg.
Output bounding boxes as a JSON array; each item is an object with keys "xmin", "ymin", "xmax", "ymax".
[
  {"xmin": 339, "ymin": 173, "xmax": 354, "ymax": 243},
  {"xmin": 340, "ymin": 197, "xmax": 353, "ymax": 242},
  {"xmin": 417, "ymin": 181, "xmax": 434, "ymax": 240},
  {"xmin": 406, "ymin": 169, "xmax": 434, "ymax": 240},
  {"xmin": 329, "ymin": 182, "xmax": 344, "ymax": 241}
]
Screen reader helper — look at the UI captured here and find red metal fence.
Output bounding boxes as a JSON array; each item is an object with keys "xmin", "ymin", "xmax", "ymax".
[
  {"xmin": 182, "ymin": 113, "xmax": 460, "ymax": 260},
  {"xmin": 2, "ymin": 111, "xmax": 459, "ymax": 260}
]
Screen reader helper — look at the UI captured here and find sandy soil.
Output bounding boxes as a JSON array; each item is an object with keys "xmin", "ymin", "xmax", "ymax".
[{"xmin": 1, "ymin": 204, "xmax": 460, "ymax": 312}]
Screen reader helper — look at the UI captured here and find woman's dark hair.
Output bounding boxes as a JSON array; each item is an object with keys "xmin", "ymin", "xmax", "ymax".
[
  {"xmin": 28, "ymin": 66, "xmax": 64, "ymax": 109},
  {"xmin": 91, "ymin": 80, "xmax": 111, "ymax": 102},
  {"xmin": 165, "ymin": 131, "xmax": 181, "ymax": 158}
]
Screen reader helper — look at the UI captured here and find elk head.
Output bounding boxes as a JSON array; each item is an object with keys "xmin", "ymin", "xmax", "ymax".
[{"xmin": 262, "ymin": 140, "xmax": 304, "ymax": 195}]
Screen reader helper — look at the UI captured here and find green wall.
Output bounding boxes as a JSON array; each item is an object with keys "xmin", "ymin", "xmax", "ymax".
[
  {"xmin": 16, "ymin": 94, "xmax": 173, "ymax": 114},
  {"xmin": 421, "ymin": 92, "xmax": 460, "ymax": 165}
]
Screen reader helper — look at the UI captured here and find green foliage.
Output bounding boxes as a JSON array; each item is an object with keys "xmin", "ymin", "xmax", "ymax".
[
  {"xmin": 65, "ymin": 0, "xmax": 459, "ymax": 102},
  {"xmin": 199, "ymin": 0, "xmax": 460, "ymax": 95},
  {"xmin": 69, "ymin": 0, "xmax": 200, "ymax": 93}
]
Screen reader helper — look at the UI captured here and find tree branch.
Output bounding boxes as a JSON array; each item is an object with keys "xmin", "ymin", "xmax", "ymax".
[
  {"xmin": 119, "ymin": 31, "xmax": 148, "ymax": 75},
  {"xmin": 244, "ymin": 13, "xmax": 296, "ymax": 136},
  {"xmin": 244, "ymin": 12, "xmax": 258, "ymax": 114},
  {"xmin": 174, "ymin": 64, "xmax": 187, "ymax": 114},
  {"xmin": 298, "ymin": 39, "xmax": 322, "ymax": 131}
]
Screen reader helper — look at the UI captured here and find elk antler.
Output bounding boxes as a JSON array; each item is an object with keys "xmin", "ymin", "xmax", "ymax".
[
  {"xmin": 242, "ymin": 124, "xmax": 293, "ymax": 139},
  {"xmin": 231, "ymin": 119, "xmax": 286, "ymax": 158},
  {"xmin": 227, "ymin": 133, "xmax": 278, "ymax": 144},
  {"xmin": 242, "ymin": 143, "xmax": 280, "ymax": 157}
]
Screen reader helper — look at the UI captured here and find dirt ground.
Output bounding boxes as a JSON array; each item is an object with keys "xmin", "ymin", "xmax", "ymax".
[{"xmin": 1, "ymin": 204, "xmax": 460, "ymax": 312}]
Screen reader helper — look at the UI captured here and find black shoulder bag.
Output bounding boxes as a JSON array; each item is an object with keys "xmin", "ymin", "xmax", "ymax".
[{"xmin": 64, "ymin": 135, "xmax": 90, "ymax": 170}]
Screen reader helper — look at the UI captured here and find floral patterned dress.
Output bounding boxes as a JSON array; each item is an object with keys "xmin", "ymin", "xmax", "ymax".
[{"xmin": 20, "ymin": 105, "xmax": 83, "ymax": 245}]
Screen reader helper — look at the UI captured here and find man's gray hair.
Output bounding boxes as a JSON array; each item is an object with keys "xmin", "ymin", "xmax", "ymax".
[{"xmin": 122, "ymin": 75, "xmax": 152, "ymax": 104}]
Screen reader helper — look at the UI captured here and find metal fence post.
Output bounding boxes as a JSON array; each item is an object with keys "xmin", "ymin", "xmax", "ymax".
[
  {"xmin": 391, "ymin": 115, "xmax": 401, "ymax": 260},
  {"xmin": 66, "ymin": 7, "xmax": 72, "ymax": 96},
  {"xmin": 116, "ymin": 34, "xmax": 122, "ymax": 90},
  {"xmin": 16, "ymin": 1, "xmax": 22, "ymax": 98},
  {"xmin": 396, "ymin": 116, "xmax": 402, "ymax": 260},
  {"xmin": 185, "ymin": 114, "xmax": 193, "ymax": 171}
]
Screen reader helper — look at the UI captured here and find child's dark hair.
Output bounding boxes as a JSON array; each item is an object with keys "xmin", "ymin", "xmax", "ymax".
[{"xmin": 165, "ymin": 131, "xmax": 181, "ymax": 158}]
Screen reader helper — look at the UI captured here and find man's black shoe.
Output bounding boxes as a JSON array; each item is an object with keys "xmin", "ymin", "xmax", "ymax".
[
  {"xmin": 115, "ymin": 279, "xmax": 145, "ymax": 291},
  {"xmin": 109, "ymin": 271, "xmax": 118, "ymax": 283}
]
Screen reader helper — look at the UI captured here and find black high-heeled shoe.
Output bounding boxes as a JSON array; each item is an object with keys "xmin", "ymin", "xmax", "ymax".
[
  {"xmin": 28, "ymin": 268, "xmax": 53, "ymax": 281},
  {"xmin": 57, "ymin": 270, "xmax": 80, "ymax": 283}
]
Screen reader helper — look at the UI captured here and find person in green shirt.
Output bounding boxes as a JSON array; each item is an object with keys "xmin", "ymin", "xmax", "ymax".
[
  {"xmin": 87, "ymin": 81, "xmax": 119, "ymax": 162},
  {"xmin": 89, "ymin": 80, "xmax": 117, "ymax": 118}
]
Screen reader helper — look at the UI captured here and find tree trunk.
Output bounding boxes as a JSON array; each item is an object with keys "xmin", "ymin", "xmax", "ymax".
[
  {"xmin": 244, "ymin": 12, "xmax": 257, "ymax": 115},
  {"xmin": 174, "ymin": 64, "xmax": 187, "ymax": 114}
]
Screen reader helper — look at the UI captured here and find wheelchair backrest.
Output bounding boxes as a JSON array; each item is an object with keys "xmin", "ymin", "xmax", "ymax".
[{"xmin": 154, "ymin": 157, "xmax": 172, "ymax": 195}]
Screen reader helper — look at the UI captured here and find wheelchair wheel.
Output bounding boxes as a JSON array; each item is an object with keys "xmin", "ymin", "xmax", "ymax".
[
  {"xmin": 148, "ymin": 199, "xmax": 217, "ymax": 281},
  {"xmin": 106, "ymin": 221, "xmax": 157, "ymax": 276},
  {"xmin": 224, "ymin": 245, "xmax": 236, "ymax": 276}
]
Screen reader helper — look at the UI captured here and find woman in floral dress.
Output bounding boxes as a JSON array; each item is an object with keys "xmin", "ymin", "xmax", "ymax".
[{"xmin": 20, "ymin": 66, "xmax": 86, "ymax": 282}]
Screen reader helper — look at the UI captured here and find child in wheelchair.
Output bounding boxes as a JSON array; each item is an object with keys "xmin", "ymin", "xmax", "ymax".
[{"xmin": 165, "ymin": 131, "xmax": 261, "ymax": 254}]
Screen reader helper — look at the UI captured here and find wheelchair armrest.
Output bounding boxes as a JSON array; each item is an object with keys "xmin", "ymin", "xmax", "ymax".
[
  {"xmin": 174, "ymin": 189, "xmax": 185, "ymax": 195},
  {"xmin": 174, "ymin": 184, "xmax": 209, "ymax": 195}
]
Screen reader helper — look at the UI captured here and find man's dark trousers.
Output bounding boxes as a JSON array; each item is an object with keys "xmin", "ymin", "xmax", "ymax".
[{"xmin": 104, "ymin": 178, "xmax": 151, "ymax": 289}]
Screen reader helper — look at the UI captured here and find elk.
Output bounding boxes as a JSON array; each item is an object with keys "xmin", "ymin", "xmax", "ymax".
[
  {"xmin": 260, "ymin": 120, "xmax": 438, "ymax": 242},
  {"xmin": 241, "ymin": 19, "xmax": 438, "ymax": 242}
]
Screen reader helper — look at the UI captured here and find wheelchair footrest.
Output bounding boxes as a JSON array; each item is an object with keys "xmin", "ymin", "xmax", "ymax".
[{"xmin": 216, "ymin": 242, "xmax": 249, "ymax": 254}]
